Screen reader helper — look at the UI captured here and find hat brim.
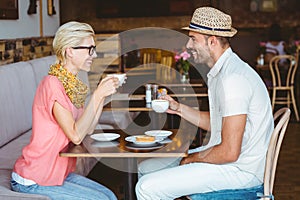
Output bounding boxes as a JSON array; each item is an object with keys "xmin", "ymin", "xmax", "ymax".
[{"xmin": 182, "ymin": 26, "xmax": 237, "ymax": 37}]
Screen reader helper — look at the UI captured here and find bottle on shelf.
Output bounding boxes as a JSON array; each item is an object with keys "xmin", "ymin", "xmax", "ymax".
[
  {"xmin": 152, "ymin": 84, "xmax": 158, "ymax": 100},
  {"xmin": 145, "ymin": 84, "xmax": 152, "ymax": 106}
]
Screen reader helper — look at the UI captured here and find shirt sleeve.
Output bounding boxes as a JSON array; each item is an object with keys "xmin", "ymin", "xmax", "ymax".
[
  {"xmin": 40, "ymin": 76, "xmax": 73, "ymax": 116},
  {"xmin": 217, "ymin": 74, "xmax": 252, "ymax": 117}
]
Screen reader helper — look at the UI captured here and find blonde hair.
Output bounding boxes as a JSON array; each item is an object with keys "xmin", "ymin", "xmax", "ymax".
[{"xmin": 53, "ymin": 21, "xmax": 95, "ymax": 65}]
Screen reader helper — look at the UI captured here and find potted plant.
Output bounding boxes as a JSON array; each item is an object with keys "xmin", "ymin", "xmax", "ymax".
[{"xmin": 175, "ymin": 50, "xmax": 191, "ymax": 83}]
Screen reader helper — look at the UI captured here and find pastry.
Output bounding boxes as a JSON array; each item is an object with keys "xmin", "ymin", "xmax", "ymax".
[{"xmin": 135, "ymin": 135, "xmax": 155, "ymax": 142}]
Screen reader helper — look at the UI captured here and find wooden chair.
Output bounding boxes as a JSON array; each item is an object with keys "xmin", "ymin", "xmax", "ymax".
[
  {"xmin": 158, "ymin": 50, "xmax": 176, "ymax": 81},
  {"xmin": 92, "ymin": 34, "xmax": 121, "ymax": 74},
  {"xmin": 140, "ymin": 48, "xmax": 161, "ymax": 66},
  {"xmin": 264, "ymin": 46, "xmax": 279, "ymax": 64},
  {"xmin": 187, "ymin": 107, "xmax": 291, "ymax": 200},
  {"xmin": 269, "ymin": 54, "xmax": 299, "ymax": 121},
  {"xmin": 256, "ymin": 51, "xmax": 278, "ymax": 91},
  {"xmin": 124, "ymin": 48, "xmax": 159, "ymax": 76},
  {"xmin": 261, "ymin": 107, "xmax": 290, "ymax": 199}
]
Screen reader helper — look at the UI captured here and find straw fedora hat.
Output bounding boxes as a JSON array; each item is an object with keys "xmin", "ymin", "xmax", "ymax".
[{"xmin": 182, "ymin": 7, "xmax": 237, "ymax": 37}]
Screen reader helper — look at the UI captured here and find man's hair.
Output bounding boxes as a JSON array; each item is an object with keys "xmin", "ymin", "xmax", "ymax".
[
  {"xmin": 268, "ymin": 23, "xmax": 282, "ymax": 42},
  {"xmin": 204, "ymin": 35, "xmax": 230, "ymax": 48},
  {"xmin": 217, "ymin": 37, "xmax": 230, "ymax": 48}
]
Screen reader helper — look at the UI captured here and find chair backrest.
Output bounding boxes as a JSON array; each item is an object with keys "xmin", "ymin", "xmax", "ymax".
[
  {"xmin": 161, "ymin": 56, "xmax": 173, "ymax": 67},
  {"xmin": 263, "ymin": 107, "xmax": 291, "ymax": 197},
  {"xmin": 159, "ymin": 51, "xmax": 176, "ymax": 81},
  {"xmin": 160, "ymin": 50, "xmax": 175, "ymax": 64},
  {"xmin": 140, "ymin": 48, "xmax": 161, "ymax": 64},
  {"xmin": 269, "ymin": 55, "xmax": 297, "ymax": 87},
  {"xmin": 158, "ymin": 57, "xmax": 174, "ymax": 81},
  {"xmin": 264, "ymin": 52, "xmax": 278, "ymax": 64},
  {"xmin": 296, "ymin": 45, "xmax": 300, "ymax": 66}
]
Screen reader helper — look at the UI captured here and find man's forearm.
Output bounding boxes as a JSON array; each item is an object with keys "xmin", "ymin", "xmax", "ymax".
[
  {"xmin": 181, "ymin": 144, "xmax": 237, "ymax": 165},
  {"xmin": 177, "ymin": 103, "xmax": 210, "ymax": 131}
]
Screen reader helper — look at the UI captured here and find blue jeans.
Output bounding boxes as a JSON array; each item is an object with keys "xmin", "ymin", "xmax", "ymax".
[{"xmin": 11, "ymin": 173, "xmax": 117, "ymax": 200}]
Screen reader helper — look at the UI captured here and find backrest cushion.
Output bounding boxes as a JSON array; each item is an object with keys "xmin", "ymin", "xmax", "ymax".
[
  {"xmin": 29, "ymin": 55, "xmax": 56, "ymax": 87},
  {"xmin": 78, "ymin": 70, "xmax": 89, "ymax": 86},
  {"xmin": 0, "ymin": 62, "xmax": 36, "ymax": 147},
  {"xmin": 29, "ymin": 55, "xmax": 90, "ymax": 91},
  {"xmin": 0, "ymin": 56, "xmax": 90, "ymax": 147},
  {"xmin": 78, "ymin": 70, "xmax": 91, "ymax": 105}
]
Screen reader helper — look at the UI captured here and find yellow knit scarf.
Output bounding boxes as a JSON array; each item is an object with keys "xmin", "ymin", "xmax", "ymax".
[{"xmin": 48, "ymin": 64, "xmax": 88, "ymax": 108}]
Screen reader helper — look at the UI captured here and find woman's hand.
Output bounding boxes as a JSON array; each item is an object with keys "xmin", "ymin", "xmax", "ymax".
[
  {"xmin": 160, "ymin": 95, "xmax": 180, "ymax": 114},
  {"xmin": 95, "ymin": 76, "xmax": 119, "ymax": 98}
]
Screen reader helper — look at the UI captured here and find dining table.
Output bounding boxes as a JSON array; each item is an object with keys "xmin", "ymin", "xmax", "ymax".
[
  {"xmin": 60, "ymin": 128, "xmax": 191, "ymax": 200},
  {"xmin": 60, "ymin": 77, "xmax": 206, "ymax": 199}
]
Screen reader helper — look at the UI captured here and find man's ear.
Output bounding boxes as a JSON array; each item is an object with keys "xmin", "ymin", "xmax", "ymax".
[{"xmin": 208, "ymin": 36, "xmax": 218, "ymax": 46}]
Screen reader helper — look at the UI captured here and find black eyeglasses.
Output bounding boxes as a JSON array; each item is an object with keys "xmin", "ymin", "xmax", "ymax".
[{"xmin": 72, "ymin": 45, "xmax": 96, "ymax": 56}]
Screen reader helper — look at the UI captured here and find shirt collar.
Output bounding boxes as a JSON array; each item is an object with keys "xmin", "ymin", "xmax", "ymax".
[{"xmin": 207, "ymin": 47, "xmax": 232, "ymax": 78}]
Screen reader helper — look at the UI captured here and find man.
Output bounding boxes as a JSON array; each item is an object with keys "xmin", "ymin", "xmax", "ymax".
[{"xmin": 135, "ymin": 7, "xmax": 274, "ymax": 200}]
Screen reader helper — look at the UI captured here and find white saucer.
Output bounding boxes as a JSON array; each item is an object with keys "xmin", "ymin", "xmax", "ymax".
[
  {"xmin": 159, "ymin": 138, "xmax": 172, "ymax": 144},
  {"xmin": 90, "ymin": 133, "xmax": 120, "ymax": 142}
]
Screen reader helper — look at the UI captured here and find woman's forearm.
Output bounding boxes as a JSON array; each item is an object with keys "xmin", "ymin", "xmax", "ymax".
[{"xmin": 74, "ymin": 94, "xmax": 105, "ymax": 141}]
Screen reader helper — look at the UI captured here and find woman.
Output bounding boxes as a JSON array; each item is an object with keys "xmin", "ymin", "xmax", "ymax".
[
  {"xmin": 265, "ymin": 23, "xmax": 287, "ymax": 64},
  {"xmin": 11, "ymin": 21, "xmax": 118, "ymax": 200}
]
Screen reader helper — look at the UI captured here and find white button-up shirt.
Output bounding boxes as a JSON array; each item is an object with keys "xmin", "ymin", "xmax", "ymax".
[{"xmin": 190, "ymin": 48, "xmax": 274, "ymax": 182}]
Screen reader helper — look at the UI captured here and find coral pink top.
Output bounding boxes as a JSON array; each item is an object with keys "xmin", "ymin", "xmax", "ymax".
[{"xmin": 14, "ymin": 75, "xmax": 84, "ymax": 186}]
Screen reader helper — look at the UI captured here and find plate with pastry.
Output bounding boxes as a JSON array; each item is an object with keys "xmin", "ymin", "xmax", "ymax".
[
  {"xmin": 126, "ymin": 142, "xmax": 164, "ymax": 150},
  {"xmin": 125, "ymin": 135, "xmax": 163, "ymax": 146}
]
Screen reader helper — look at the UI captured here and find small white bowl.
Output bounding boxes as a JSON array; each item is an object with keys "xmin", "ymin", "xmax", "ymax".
[
  {"xmin": 107, "ymin": 73, "xmax": 126, "ymax": 86},
  {"xmin": 145, "ymin": 130, "xmax": 173, "ymax": 139},
  {"xmin": 151, "ymin": 99, "xmax": 169, "ymax": 113}
]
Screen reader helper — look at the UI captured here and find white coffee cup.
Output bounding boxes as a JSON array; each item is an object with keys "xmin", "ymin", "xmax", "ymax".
[
  {"xmin": 151, "ymin": 99, "xmax": 169, "ymax": 113},
  {"xmin": 107, "ymin": 73, "xmax": 126, "ymax": 86}
]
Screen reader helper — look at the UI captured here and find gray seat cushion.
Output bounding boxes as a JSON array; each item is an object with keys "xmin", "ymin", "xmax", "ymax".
[
  {"xmin": 0, "ymin": 170, "xmax": 50, "ymax": 200},
  {"xmin": 0, "ymin": 131, "xmax": 32, "ymax": 170}
]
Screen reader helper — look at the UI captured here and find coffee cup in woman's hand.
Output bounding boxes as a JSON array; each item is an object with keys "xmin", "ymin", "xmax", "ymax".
[{"xmin": 106, "ymin": 73, "xmax": 126, "ymax": 86}]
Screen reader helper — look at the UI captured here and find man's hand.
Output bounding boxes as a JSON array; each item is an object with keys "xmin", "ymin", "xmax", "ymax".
[
  {"xmin": 160, "ymin": 95, "xmax": 180, "ymax": 114},
  {"xmin": 180, "ymin": 153, "xmax": 201, "ymax": 165}
]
